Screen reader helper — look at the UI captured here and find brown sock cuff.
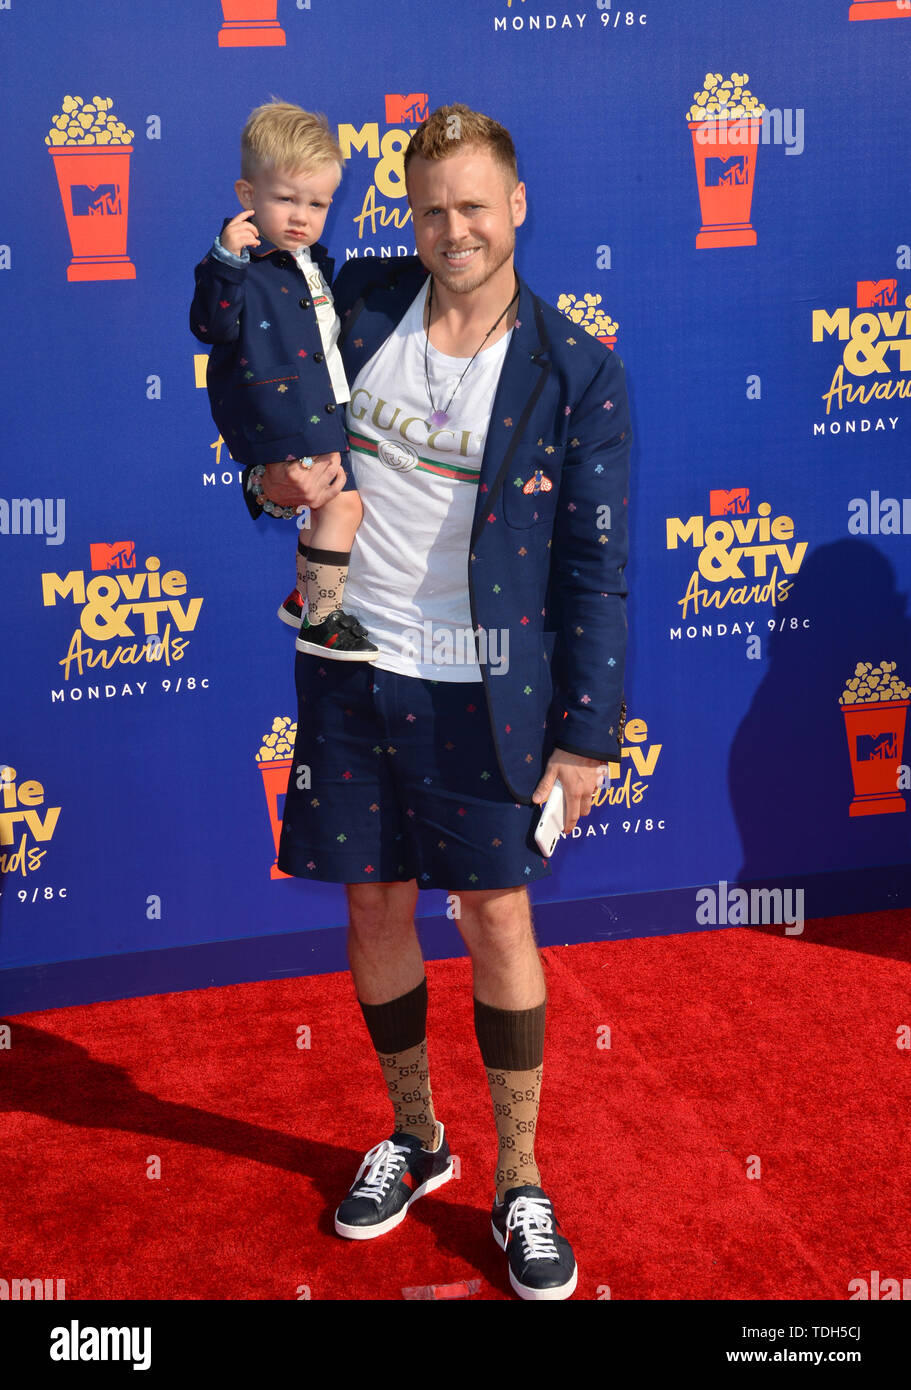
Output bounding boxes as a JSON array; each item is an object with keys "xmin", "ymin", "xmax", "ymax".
[
  {"xmin": 358, "ymin": 978, "xmax": 428, "ymax": 1055},
  {"xmin": 473, "ymin": 997, "xmax": 546, "ymax": 1071}
]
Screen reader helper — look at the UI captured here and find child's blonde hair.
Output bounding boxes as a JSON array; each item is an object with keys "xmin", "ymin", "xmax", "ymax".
[{"xmin": 240, "ymin": 98, "xmax": 344, "ymax": 180}]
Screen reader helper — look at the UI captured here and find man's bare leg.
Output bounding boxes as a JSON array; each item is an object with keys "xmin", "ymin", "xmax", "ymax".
[
  {"xmin": 454, "ymin": 885, "xmax": 545, "ymax": 1010},
  {"xmin": 346, "ymin": 881, "xmax": 423, "ymax": 1004},
  {"xmin": 346, "ymin": 880, "xmax": 441, "ymax": 1150}
]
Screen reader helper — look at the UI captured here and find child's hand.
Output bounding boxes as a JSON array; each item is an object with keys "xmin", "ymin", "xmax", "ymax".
[{"xmin": 221, "ymin": 208, "xmax": 260, "ymax": 256}]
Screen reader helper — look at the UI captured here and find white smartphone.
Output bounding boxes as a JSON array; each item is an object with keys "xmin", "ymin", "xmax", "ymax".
[{"xmin": 534, "ymin": 779, "xmax": 566, "ymax": 857}]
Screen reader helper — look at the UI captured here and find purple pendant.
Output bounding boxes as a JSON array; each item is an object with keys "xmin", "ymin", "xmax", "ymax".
[{"xmin": 430, "ymin": 409, "xmax": 449, "ymax": 427}]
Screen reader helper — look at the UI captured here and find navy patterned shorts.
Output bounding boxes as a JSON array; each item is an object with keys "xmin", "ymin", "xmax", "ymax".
[{"xmin": 277, "ymin": 657, "xmax": 552, "ymax": 890}]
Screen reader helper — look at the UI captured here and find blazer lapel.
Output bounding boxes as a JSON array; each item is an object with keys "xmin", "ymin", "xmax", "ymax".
[{"xmin": 471, "ymin": 277, "xmax": 550, "ymax": 547}]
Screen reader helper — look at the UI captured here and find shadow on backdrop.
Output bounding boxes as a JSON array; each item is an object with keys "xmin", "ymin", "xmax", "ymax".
[{"xmin": 730, "ymin": 539, "xmax": 911, "ymax": 888}]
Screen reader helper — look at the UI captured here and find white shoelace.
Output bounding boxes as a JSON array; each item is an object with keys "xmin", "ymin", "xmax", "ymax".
[
  {"xmin": 505, "ymin": 1196, "xmax": 560, "ymax": 1261},
  {"xmin": 351, "ymin": 1140, "xmax": 412, "ymax": 1206}
]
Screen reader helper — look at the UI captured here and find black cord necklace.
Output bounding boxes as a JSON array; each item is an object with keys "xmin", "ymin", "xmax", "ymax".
[{"xmin": 423, "ymin": 273, "xmax": 519, "ymax": 427}]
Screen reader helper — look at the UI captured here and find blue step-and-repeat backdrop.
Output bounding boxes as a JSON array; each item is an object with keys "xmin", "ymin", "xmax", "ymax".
[{"xmin": 2, "ymin": 0, "xmax": 910, "ymax": 1013}]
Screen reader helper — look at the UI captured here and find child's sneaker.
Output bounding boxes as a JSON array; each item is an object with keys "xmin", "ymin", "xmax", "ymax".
[
  {"xmin": 295, "ymin": 609, "xmax": 379, "ymax": 660},
  {"xmin": 278, "ymin": 590, "xmax": 304, "ymax": 628}
]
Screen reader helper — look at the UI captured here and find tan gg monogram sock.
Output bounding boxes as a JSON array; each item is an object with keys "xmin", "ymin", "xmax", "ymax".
[
  {"xmin": 295, "ymin": 537, "xmax": 309, "ymax": 600},
  {"xmin": 358, "ymin": 979, "xmax": 442, "ymax": 1152},
  {"xmin": 474, "ymin": 997, "xmax": 546, "ymax": 1201},
  {"xmin": 375, "ymin": 1039, "xmax": 442, "ymax": 1152},
  {"xmin": 305, "ymin": 545, "xmax": 350, "ymax": 624},
  {"xmin": 485, "ymin": 1065, "xmax": 543, "ymax": 1198}
]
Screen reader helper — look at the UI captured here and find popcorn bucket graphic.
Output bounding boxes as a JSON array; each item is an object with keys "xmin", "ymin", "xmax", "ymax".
[
  {"xmin": 849, "ymin": 1, "xmax": 910, "ymax": 18},
  {"xmin": 260, "ymin": 758, "xmax": 293, "ymax": 878},
  {"xmin": 557, "ymin": 293, "xmax": 618, "ymax": 349},
  {"xmin": 49, "ymin": 146, "xmax": 135, "ymax": 281},
  {"xmin": 689, "ymin": 119, "xmax": 761, "ymax": 248},
  {"xmin": 840, "ymin": 662, "xmax": 910, "ymax": 814},
  {"xmin": 257, "ymin": 715, "xmax": 297, "ymax": 877},
  {"xmin": 219, "ymin": 0, "xmax": 286, "ymax": 45},
  {"xmin": 842, "ymin": 700, "xmax": 908, "ymax": 815}
]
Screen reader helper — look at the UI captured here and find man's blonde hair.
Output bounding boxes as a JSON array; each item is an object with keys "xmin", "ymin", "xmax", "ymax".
[
  {"xmin": 404, "ymin": 104, "xmax": 518, "ymax": 188},
  {"xmin": 240, "ymin": 99, "xmax": 344, "ymax": 180}
]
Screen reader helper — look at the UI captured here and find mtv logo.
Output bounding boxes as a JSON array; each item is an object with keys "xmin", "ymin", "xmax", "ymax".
[
  {"xmin": 70, "ymin": 184, "xmax": 123, "ymax": 217},
  {"xmin": 855, "ymin": 731, "xmax": 898, "ymax": 761},
  {"xmin": 385, "ymin": 93, "xmax": 429, "ymax": 125},
  {"xmin": 856, "ymin": 280, "xmax": 897, "ymax": 309},
  {"xmin": 90, "ymin": 541, "xmax": 136, "ymax": 571},
  {"xmin": 709, "ymin": 488, "xmax": 750, "ymax": 517},
  {"xmin": 705, "ymin": 156, "xmax": 748, "ymax": 188}
]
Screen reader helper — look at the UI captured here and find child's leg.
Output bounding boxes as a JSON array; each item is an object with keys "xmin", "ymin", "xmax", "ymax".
[
  {"xmin": 294, "ymin": 455, "xmax": 376, "ymax": 659},
  {"xmin": 296, "ymin": 518, "xmax": 313, "ymax": 599},
  {"xmin": 278, "ymin": 516, "xmax": 314, "ymax": 628},
  {"xmin": 304, "ymin": 490, "xmax": 363, "ymax": 624}
]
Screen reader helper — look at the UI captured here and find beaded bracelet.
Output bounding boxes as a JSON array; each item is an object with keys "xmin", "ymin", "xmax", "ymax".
[{"xmin": 247, "ymin": 462, "xmax": 312, "ymax": 518}]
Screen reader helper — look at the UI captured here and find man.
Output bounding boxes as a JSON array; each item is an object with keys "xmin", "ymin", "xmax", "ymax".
[{"xmin": 258, "ymin": 105, "xmax": 631, "ymax": 1301}]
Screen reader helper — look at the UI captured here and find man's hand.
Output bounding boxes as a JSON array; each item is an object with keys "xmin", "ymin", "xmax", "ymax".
[
  {"xmin": 260, "ymin": 453, "xmax": 346, "ymax": 510},
  {"xmin": 532, "ymin": 750, "xmax": 606, "ymax": 834},
  {"xmin": 221, "ymin": 208, "xmax": 261, "ymax": 257}
]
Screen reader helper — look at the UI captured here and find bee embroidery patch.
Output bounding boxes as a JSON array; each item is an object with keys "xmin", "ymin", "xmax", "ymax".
[{"xmin": 522, "ymin": 469, "xmax": 553, "ymax": 496}]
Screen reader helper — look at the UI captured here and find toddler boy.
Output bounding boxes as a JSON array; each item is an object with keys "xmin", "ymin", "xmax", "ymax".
[{"xmin": 190, "ymin": 99, "xmax": 376, "ymax": 659}]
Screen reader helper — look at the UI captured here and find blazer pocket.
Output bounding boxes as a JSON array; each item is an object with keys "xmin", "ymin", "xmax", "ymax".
[
  {"xmin": 236, "ymin": 363, "xmax": 305, "ymax": 444},
  {"xmin": 500, "ymin": 468, "xmax": 560, "ymax": 529}
]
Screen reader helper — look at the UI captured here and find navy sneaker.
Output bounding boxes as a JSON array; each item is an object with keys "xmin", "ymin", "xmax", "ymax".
[
  {"xmin": 334, "ymin": 1126, "xmax": 454, "ymax": 1240},
  {"xmin": 295, "ymin": 609, "xmax": 379, "ymax": 660},
  {"xmin": 278, "ymin": 589, "xmax": 304, "ymax": 628},
  {"xmin": 491, "ymin": 1185, "xmax": 578, "ymax": 1300}
]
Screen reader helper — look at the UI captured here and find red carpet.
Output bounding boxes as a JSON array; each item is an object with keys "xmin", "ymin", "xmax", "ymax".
[{"xmin": 2, "ymin": 911, "xmax": 909, "ymax": 1300}]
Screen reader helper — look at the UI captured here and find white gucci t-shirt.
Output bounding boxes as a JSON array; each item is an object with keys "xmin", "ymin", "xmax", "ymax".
[{"xmin": 343, "ymin": 280, "xmax": 512, "ymax": 680}]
